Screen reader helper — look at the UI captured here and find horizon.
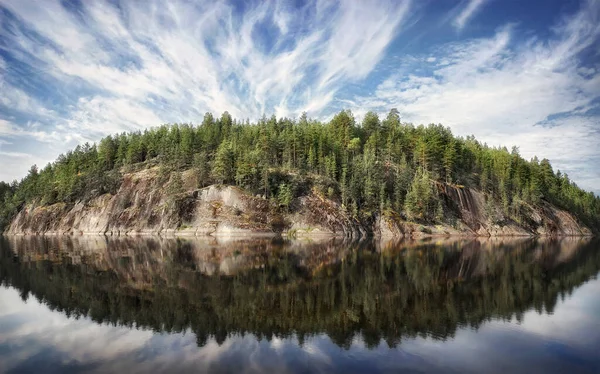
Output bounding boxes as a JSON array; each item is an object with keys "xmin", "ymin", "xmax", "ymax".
[{"xmin": 0, "ymin": 0, "xmax": 599, "ymax": 194}]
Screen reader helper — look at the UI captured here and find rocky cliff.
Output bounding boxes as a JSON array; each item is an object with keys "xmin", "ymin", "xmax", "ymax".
[{"xmin": 4, "ymin": 167, "xmax": 593, "ymax": 238}]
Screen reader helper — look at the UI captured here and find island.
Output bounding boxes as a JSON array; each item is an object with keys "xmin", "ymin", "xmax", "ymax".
[{"xmin": 1, "ymin": 110, "xmax": 598, "ymax": 237}]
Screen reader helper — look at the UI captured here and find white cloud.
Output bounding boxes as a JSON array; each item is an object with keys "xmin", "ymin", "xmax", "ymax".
[
  {"xmin": 63, "ymin": 97, "xmax": 167, "ymax": 142},
  {"xmin": 0, "ymin": 286, "xmax": 156, "ymax": 371},
  {"xmin": 514, "ymin": 279, "xmax": 600, "ymax": 346},
  {"xmin": 0, "ymin": 118, "xmax": 61, "ymax": 144},
  {"xmin": 316, "ymin": 1, "xmax": 411, "ymax": 92},
  {"xmin": 353, "ymin": 0, "xmax": 600, "ymax": 193},
  {"xmin": 0, "ymin": 119, "xmax": 16, "ymax": 136},
  {"xmin": 453, "ymin": 0, "xmax": 488, "ymax": 31},
  {"xmin": 0, "ymin": 0, "xmax": 411, "ymax": 182},
  {"xmin": 0, "ymin": 0, "xmax": 409, "ymax": 121},
  {"xmin": 0, "ymin": 0, "xmax": 598, "ymax": 195},
  {"xmin": 0, "ymin": 78, "xmax": 57, "ymax": 121},
  {"xmin": 0, "ymin": 151, "xmax": 30, "ymax": 158}
]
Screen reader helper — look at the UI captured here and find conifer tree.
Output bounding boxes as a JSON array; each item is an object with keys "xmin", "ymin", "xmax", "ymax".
[{"xmin": 212, "ymin": 141, "xmax": 235, "ymax": 184}]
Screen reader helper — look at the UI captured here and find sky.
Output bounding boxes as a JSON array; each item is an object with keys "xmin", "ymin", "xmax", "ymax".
[{"xmin": 0, "ymin": 0, "xmax": 599, "ymax": 193}]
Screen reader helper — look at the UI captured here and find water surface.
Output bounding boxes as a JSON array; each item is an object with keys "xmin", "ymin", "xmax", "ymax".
[{"xmin": 0, "ymin": 236, "xmax": 599, "ymax": 373}]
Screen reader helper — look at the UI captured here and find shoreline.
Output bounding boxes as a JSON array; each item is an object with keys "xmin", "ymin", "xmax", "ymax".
[{"xmin": 3, "ymin": 231, "xmax": 595, "ymax": 239}]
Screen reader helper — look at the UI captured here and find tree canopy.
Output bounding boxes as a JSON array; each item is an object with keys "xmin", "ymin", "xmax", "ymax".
[{"xmin": 1, "ymin": 110, "xmax": 598, "ymax": 231}]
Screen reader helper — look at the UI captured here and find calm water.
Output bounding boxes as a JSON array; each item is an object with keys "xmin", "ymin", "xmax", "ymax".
[{"xmin": 0, "ymin": 236, "xmax": 599, "ymax": 374}]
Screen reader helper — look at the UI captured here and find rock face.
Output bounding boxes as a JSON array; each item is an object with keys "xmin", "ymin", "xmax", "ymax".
[
  {"xmin": 5, "ymin": 168, "xmax": 363, "ymax": 237},
  {"xmin": 4, "ymin": 168, "xmax": 593, "ymax": 238},
  {"xmin": 372, "ymin": 185, "xmax": 591, "ymax": 238}
]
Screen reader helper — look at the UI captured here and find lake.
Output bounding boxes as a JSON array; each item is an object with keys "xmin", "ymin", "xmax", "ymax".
[{"xmin": 0, "ymin": 236, "xmax": 599, "ymax": 374}]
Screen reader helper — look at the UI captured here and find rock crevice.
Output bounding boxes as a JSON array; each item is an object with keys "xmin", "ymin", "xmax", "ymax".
[{"xmin": 4, "ymin": 169, "xmax": 593, "ymax": 238}]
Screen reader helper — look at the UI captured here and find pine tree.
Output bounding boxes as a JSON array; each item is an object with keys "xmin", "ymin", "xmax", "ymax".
[
  {"xmin": 443, "ymin": 142, "xmax": 456, "ymax": 183},
  {"xmin": 212, "ymin": 141, "xmax": 235, "ymax": 184},
  {"xmin": 405, "ymin": 170, "xmax": 435, "ymax": 221},
  {"xmin": 193, "ymin": 152, "xmax": 210, "ymax": 188},
  {"xmin": 2, "ymin": 109, "xmax": 599, "ymax": 232},
  {"xmin": 167, "ymin": 172, "xmax": 184, "ymax": 196},
  {"xmin": 277, "ymin": 183, "xmax": 293, "ymax": 211}
]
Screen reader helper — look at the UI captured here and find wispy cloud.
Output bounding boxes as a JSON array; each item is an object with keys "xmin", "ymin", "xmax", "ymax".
[
  {"xmin": 453, "ymin": 0, "xmax": 488, "ymax": 31},
  {"xmin": 0, "ymin": 0, "xmax": 411, "ymax": 121},
  {"xmin": 0, "ymin": 0, "xmax": 598, "ymax": 194},
  {"xmin": 0, "ymin": 0, "xmax": 411, "ymax": 182},
  {"xmin": 351, "ymin": 0, "xmax": 600, "ymax": 192}
]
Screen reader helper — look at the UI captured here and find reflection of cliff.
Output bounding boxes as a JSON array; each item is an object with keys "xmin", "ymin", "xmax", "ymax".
[{"xmin": 0, "ymin": 237, "xmax": 598, "ymax": 349}]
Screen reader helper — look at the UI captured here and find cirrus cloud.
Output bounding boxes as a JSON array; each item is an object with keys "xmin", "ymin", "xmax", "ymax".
[{"xmin": 0, "ymin": 0, "xmax": 598, "ymax": 194}]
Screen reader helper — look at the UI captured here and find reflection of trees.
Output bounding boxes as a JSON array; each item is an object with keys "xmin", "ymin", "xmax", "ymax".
[{"xmin": 0, "ymin": 237, "xmax": 598, "ymax": 349}]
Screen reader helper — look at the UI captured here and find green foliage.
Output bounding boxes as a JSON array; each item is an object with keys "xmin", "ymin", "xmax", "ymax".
[
  {"xmin": 405, "ymin": 170, "xmax": 436, "ymax": 221},
  {"xmin": 0, "ymin": 182, "xmax": 15, "ymax": 231},
  {"xmin": 167, "ymin": 172, "xmax": 184, "ymax": 196},
  {"xmin": 443, "ymin": 142, "xmax": 457, "ymax": 183},
  {"xmin": 277, "ymin": 183, "xmax": 293, "ymax": 211},
  {"xmin": 362, "ymin": 111, "xmax": 380, "ymax": 137},
  {"xmin": 212, "ymin": 141, "xmax": 235, "ymax": 184},
  {"xmin": 435, "ymin": 200, "xmax": 444, "ymax": 222},
  {"xmin": 1, "ymin": 109, "xmax": 599, "ymax": 231},
  {"xmin": 192, "ymin": 152, "xmax": 211, "ymax": 188}
]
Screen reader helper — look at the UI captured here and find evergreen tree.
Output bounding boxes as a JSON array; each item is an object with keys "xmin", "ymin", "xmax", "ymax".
[
  {"xmin": 1, "ymin": 109, "xmax": 598, "ymax": 232},
  {"xmin": 277, "ymin": 183, "xmax": 293, "ymax": 211},
  {"xmin": 193, "ymin": 152, "xmax": 210, "ymax": 188},
  {"xmin": 405, "ymin": 170, "xmax": 435, "ymax": 221},
  {"xmin": 443, "ymin": 142, "xmax": 457, "ymax": 183},
  {"xmin": 212, "ymin": 141, "xmax": 235, "ymax": 184}
]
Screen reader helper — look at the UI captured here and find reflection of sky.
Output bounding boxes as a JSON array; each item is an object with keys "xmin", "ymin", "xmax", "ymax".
[{"xmin": 1, "ymin": 276, "xmax": 600, "ymax": 374}]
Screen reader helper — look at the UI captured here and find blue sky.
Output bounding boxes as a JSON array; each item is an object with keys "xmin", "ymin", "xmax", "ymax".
[{"xmin": 0, "ymin": 0, "xmax": 599, "ymax": 193}]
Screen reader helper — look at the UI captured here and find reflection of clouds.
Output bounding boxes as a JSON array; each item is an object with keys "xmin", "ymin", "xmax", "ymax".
[
  {"xmin": 398, "ymin": 277, "xmax": 600, "ymax": 374},
  {"xmin": 0, "ymin": 285, "xmax": 305, "ymax": 373},
  {"xmin": 513, "ymin": 279, "xmax": 600, "ymax": 347},
  {"xmin": 2, "ymin": 277, "xmax": 600, "ymax": 374},
  {"xmin": 0, "ymin": 287, "xmax": 154, "ymax": 372}
]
